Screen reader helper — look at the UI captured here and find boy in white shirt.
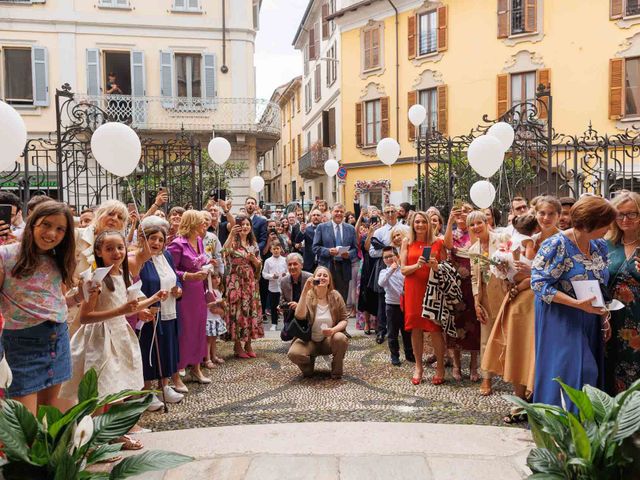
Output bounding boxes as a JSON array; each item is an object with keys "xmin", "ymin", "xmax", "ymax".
[
  {"xmin": 262, "ymin": 242, "xmax": 288, "ymax": 331},
  {"xmin": 378, "ymin": 246, "xmax": 414, "ymax": 366}
]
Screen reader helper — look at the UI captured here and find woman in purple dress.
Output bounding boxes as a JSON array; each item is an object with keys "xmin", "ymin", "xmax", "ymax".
[{"xmin": 167, "ymin": 210, "xmax": 212, "ymax": 389}]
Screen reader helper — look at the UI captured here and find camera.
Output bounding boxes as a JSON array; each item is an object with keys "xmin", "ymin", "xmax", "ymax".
[
  {"xmin": 269, "ymin": 227, "xmax": 277, "ymax": 234},
  {"xmin": 370, "ymin": 215, "xmax": 380, "ymax": 224},
  {"xmin": 313, "ymin": 279, "xmax": 321, "ymax": 286}
]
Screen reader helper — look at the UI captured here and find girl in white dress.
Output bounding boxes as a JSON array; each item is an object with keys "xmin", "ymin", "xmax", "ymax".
[{"xmin": 61, "ymin": 230, "xmax": 167, "ymax": 449}]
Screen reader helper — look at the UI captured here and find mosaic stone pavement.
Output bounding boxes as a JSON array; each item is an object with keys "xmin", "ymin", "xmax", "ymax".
[{"xmin": 139, "ymin": 335, "xmax": 527, "ymax": 432}]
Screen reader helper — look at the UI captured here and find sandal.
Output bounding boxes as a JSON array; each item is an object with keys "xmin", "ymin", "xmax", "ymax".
[
  {"xmin": 112, "ymin": 435, "xmax": 143, "ymax": 451},
  {"xmin": 469, "ymin": 371, "xmax": 480, "ymax": 383},
  {"xmin": 214, "ymin": 356, "xmax": 225, "ymax": 364},
  {"xmin": 452, "ymin": 367, "xmax": 462, "ymax": 381},
  {"xmin": 431, "ymin": 376, "xmax": 446, "ymax": 385},
  {"xmin": 503, "ymin": 409, "xmax": 527, "ymax": 424},
  {"xmin": 203, "ymin": 360, "xmax": 215, "ymax": 369}
]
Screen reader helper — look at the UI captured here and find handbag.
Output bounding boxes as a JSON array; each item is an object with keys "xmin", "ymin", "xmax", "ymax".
[{"xmin": 282, "ymin": 316, "xmax": 312, "ymax": 342}]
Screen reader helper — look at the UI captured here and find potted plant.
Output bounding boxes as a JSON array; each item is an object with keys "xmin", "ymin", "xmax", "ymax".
[
  {"xmin": 0, "ymin": 369, "xmax": 192, "ymax": 479},
  {"xmin": 506, "ymin": 378, "xmax": 640, "ymax": 479}
]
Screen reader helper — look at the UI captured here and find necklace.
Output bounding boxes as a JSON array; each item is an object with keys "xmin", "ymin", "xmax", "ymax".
[
  {"xmin": 622, "ymin": 236, "xmax": 639, "ymax": 246},
  {"xmin": 571, "ymin": 230, "xmax": 590, "ymax": 257}
]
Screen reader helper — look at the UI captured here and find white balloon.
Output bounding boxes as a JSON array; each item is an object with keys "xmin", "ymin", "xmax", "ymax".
[
  {"xmin": 90, "ymin": 123, "xmax": 141, "ymax": 177},
  {"xmin": 470, "ymin": 180, "xmax": 496, "ymax": 209},
  {"xmin": 324, "ymin": 159, "xmax": 339, "ymax": 177},
  {"xmin": 250, "ymin": 175, "xmax": 265, "ymax": 193},
  {"xmin": 467, "ymin": 135, "xmax": 504, "ymax": 178},
  {"xmin": 376, "ymin": 137, "xmax": 400, "ymax": 166},
  {"xmin": 208, "ymin": 137, "xmax": 232, "ymax": 166},
  {"xmin": 0, "ymin": 101, "xmax": 27, "ymax": 171},
  {"xmin": 408, "ymin": 104, "xmax": 427, "ymax": 128},
  {"xmin": 487, "ymin": 122, "xmax": 515, "ymax": 152}
]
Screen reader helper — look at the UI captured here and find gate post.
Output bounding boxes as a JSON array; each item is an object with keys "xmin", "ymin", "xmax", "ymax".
[{"xmin": 536, "ymin": 84, "xmax": 553, "ymax": 193}]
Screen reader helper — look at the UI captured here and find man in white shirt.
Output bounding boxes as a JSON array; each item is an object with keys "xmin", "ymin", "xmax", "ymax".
[
  {"xmin": 261, "ymin": 243, "xmax": 288, "ymax": 331},
  {"xmin": 369, "ymin": 205, "xmax": 410, "ymax": 344},
  {"xmin": 503, "ymin": 196, "xmax": 529, "ymax": 237}
]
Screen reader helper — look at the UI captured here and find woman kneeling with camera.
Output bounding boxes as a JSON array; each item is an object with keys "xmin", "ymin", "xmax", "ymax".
[{"xmin": 287, "ymin": 266, "xmax": 349, "ymax": 379}]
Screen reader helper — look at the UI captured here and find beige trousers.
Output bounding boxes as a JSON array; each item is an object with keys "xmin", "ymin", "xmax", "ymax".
[{"xmin": 287, "ymin": 332, "xmax": 349, "ymax": 377}]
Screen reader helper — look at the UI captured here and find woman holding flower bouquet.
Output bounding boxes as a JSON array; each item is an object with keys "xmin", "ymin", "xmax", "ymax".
[
  {"xmin": 167, "ymin": 210, "xmax": 212, "ymax": 387},
  {"xmin": 467, "ymin": 211, "xmax": 507, "ymax": 396},
  {"xmin": 483, "ymin": 196, "xmax": 561, "ymax": 422}
]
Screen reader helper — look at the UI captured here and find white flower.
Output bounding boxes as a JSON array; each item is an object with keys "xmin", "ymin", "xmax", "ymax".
[
  {"xmin": 0, "ymin": 355, "xmax": 12, "ymax": 389},
  {"xmin": 72, "ymin": 415, "xmax": 94, "ymax": 450}
]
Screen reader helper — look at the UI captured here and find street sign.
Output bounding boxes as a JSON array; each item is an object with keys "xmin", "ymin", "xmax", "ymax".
[{"xmin": 337, "ymin": 166, "xmax": 347, "ymax": 180}]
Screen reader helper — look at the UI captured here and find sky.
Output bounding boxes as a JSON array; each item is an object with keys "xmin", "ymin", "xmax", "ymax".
[{"xmin": 255, "ymin": 0, "xmax": 308, "ymax": 100}]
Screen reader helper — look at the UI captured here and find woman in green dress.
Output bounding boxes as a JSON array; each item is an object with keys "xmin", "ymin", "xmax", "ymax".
[{"xmin": 606, "ymin": 191, "xmax": 640, "ymax": 395}]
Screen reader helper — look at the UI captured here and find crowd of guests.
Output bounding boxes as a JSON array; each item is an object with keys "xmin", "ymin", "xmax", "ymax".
[{"xmin": 0, "ymin": 186, "xmax": 638, "ymax": 442}]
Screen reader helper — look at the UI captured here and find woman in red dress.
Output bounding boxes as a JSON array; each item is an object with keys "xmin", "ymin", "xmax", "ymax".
[{"xmin": 400, "ymin": 211, "xmax": 447, "ymax": 385}]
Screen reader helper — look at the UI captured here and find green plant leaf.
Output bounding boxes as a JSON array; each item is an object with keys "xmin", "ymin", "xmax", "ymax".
[
  {"xmin": 29, "ymin": 438, "xmax": 50, "ymax": 466},
  {"xmin": 613, "ymin": 391, "xmax": 640, "ymax": 442},
  {"xmin": 49, "ymin": 398, "xmax": 98, "ymax": 440},
  {"xmin": 79, "ymin": 473, "xmax": 111, "ymax": 480},
  {"xmin": 78, "ymin": 368, "xmax": 99, "ymax": 404},
  {"xmin": 555, "ymin": 378, "xmax": 594, "ymax": 422},
  {"xmin": 90, "ymin": 396, "xmax": 152, "ymax": 446},
  {"xmin": 108, "ymin": 450, "xmax": 193, "ymax": 479},
  {"xmin": 53, "ymin": 451, "xmax": 79, "ymax": 480},
  {"xmin": 37, "ymin": 405, "xmax": 63, "ymax": 425},
  {"xmin": 528, "ymin": 473, "xmax": 566, "ymax": 479},
  {"xmin": 527, "ymin": 448, "xmax": 564, "ymax": 474},
  {"xmin": 86, "ymin": 443, "xmax": 123, "ymax": 465},
  {"xmin": 568, "ymin": 412, "xmax": 592, "ymax": 461},
  {"xmin": 49, "ymin": 424, "xmax": 74, "ymax": 469},
  {"xmin": 0, "ymin": 400, "xmax": 38, "ymax": 464},
  {"xmin": 583, "ymin": 385, "xmax": 614, "ymax": 424},
  {"xmin": 97, "ymin": 389, "xmax": 151, "ymax": 409}
]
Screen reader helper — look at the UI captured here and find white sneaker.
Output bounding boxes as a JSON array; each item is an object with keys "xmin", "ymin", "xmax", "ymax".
[
  {"xmin": 147, "ymin": 394, "xmax": 163, "ymax": 412},
  {"xmin": 270, "ymin": 324, "xmax": 277, "ymax": 331},
  {"xmin": 162, "ymin": 386, "xmax": 184, "ymax": 404},
  {"xmin": 178, "ymin": 369, "xmax": 186, "ymax": 377}
]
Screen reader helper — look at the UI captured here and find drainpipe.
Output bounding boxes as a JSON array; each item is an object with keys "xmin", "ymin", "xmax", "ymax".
[
  {"xmin": 221, "ymin": 0, "xmax": 228, "ymax": 73},
  {"xmin": 386, "ymin": 0, "xmax": 399, "ymax": 141}
]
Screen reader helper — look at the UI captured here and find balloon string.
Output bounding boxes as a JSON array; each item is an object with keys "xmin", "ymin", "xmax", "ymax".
[{"xmin": 128, "ymin": 180, "xmax": 148, "ymax": 244}]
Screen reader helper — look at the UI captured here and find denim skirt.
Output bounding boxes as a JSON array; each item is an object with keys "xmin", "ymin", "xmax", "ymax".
[{"xmin": 2, "ymin": 321, "xmax": 71, "ymax": 398}]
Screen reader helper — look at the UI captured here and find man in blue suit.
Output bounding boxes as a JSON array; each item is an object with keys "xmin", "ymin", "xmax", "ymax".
[
  {"xmin": 295, "ymin": 208, "xmax": 322, "ymax": 272},
  {"xmin": 312, "ymin": 203, "xmax": 358, "ymax": 302},
  {"xmin": 245, "ymin": 196, "xmax": 269, "ymax": 321}
]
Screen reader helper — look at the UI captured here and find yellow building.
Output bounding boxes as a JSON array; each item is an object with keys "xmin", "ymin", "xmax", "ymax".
[
  {"xmin": 330, "ymin": 0, "xmax": 640, "ymax": 209},
  {"xmin": 277, "ymin": 76, "xmax": 305, "ymax": 204},
  {"xmin": 0, "ymin": 0, "xmax": 278, "ymax": 209}
]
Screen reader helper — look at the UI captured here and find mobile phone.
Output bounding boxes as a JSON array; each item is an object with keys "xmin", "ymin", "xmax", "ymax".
[
  {"xmin": 313, "ymin": 279, "xmax": 320, "ymax": 286},
  {"xmin": 370, "ymin": 215, "xmax": 380, "ymax": 224},
  {"xmin": 211, "ymin": 189, "xmax": 219, "ymax": 202},
  {"xmin": 453, "ymin": 199, "xmax": 463, "ymax": 209},
  {"xmin": 219, "ymin": 189, "xmax": 227, "ymax": 201},
  {"xmin": 634, "ymin": 246, "xmax": 640, "ymax": 259},
  {"xmin": 0, "ymin": 204, "xmax": 12, "ymax": 233},
  {"xmin": 422, "ymin": 246, "xmax": 432, "ymax": 260}
]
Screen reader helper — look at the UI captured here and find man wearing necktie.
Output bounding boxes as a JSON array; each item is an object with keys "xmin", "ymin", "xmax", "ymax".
[
  {"xmin": 312, "ymin": 204, "xmax": 358, "ymax": 302},
  {"xmin": 295, "ymin": 208, "xmax": 322, "ymax": 272}
]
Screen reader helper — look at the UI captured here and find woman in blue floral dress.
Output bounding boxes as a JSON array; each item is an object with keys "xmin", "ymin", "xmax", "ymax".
[
  {"xmin": 531, "ymin": 196, "xmax": 616, "ymax": 412},
  {"xmin": 605, "ymin": 192, "xmax": 640, "ymax": 394}
]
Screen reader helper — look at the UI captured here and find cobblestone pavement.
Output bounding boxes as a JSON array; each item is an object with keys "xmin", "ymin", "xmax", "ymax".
[{"xmin": 140, "ymin": 333, "xmax": 526, "ymax": 432}]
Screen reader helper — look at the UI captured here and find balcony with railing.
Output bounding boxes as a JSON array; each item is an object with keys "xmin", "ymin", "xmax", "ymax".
[
  {"xmin": 72, "ymin": 93, "xmax": 281, "ymax": 138},
  {"xmin": 299, "ymin": 143, "xmax": 328, "ymax": 179}
]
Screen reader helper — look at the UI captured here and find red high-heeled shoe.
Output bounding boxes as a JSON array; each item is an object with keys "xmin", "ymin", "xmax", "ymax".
[
  {"xmin": 411, "ymin": 376, "xmax": 423, "ymax": 385},
  {"xmin": 234, "ymin": 351, "xmax": 250, "ymax": 359},
  {"xmin": 431, "ymin": 376, "xmax": 446, "ymax": 386}
]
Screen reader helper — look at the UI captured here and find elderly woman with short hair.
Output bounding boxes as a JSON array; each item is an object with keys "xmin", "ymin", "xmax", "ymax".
[
  {"xmin": 531, "ymin": 196, "xmax": 617, "ymax": 412},
  {"xmin": 167, "ymin": 210, "xmax": 212, "ymax": 388}
]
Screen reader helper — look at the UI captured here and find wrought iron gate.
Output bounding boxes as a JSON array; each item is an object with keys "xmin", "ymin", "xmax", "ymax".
[{"xmin": 416, "ymin": 86, "xmax": 640, "ymax": 217}]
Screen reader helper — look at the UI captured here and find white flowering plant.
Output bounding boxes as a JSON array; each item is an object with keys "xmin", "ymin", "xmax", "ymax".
[{"xmin": 0, "ymin": 368, "xmax": 192, "ymax": 479}]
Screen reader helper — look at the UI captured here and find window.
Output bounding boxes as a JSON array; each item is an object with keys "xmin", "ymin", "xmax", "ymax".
[
  {"xmin": 510, "ymin": 71, "xmax": 536, "ymax": 113},
  {"xmin": 2, "ymin": 46, "xmax": 48, "ymax": 107},
  {"xmin": 307, "ymin": 131, "xmax": 311, "ymax": 152},
  {"xmin": 314, "ymin": 64, "xmax": 321, "ymax": 101},
  {"xmin": 98, "ymin": 0, "xmax": 130, "ymax": 8},
  {"xmin": 364, "ymin": 99, "xmax": 381, "ymax": 146},
  {"xmin": 305, "ymin": 81, "xmax": 312, "ymax": 112},
  {"xmin": 625, "ymin": 57, "xmax": 640, "ymax": 116},
  {"xmin": 510, "ymin": 0, "xmax": 525, "ymax": 34},
  {"xmin": 172, "ymin": 0, "xmax": 201, "ymax": 12},
  {"xmin": 326, "ymin": 43, "xmax": 337, "ymax": 86},
  {"xmin": 297, "ymin": 133, "xmax": 302, "ymax": 159},
  {"xmin": 303, "ymin": 47, "xmax": 309, "ymax": 76},
  {"xmin": 308, "ymin": 25, "xmax": 318, "ymax": 61},
  {"xmin": 363, "ymin": 27, "xmax": 380, "ymax": 71},
  {"xmin": 175, "ymin": 54, "xmax": 201, "ymax": 97},
  {"xmin": 498, "ymin": 0, "xmax": 537, "ymax": 38},
  {"xmin": 418, "ymin": 88, "xmax": 438, "ymax": 136},
  {"xmin": 292, "ymin": 138, "xmax": 296, "ymax": 163},
  {"xmin": 291, "ymin": 95, "xmax": 296, "ymax": 117},
  {"xmin": 628, "ymin": 0, "xmax": 640, "ymax": 16},
  {"xmin": 317, "ymin": 122, "xmax": 322, "ymax": 143},
  {"xmin": 418, "ymin": 11, "xmax": 437, "ymax": 56}
]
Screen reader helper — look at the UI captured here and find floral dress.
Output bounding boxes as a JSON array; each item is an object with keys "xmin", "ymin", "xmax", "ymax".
[
  {"xmin": 447, "ymin": 228, "xmax": 480, "ymax": 351},
  {"xmin": 605, "ymin": 241, "xmax": 640, "ymax": 394},
  {"xmin": 223, "ymin": 244, "xmax": 264, "ymax": 342},
  {"xmin": 531, "ymin": 233, "xmax": 609, "ymax": 413}
]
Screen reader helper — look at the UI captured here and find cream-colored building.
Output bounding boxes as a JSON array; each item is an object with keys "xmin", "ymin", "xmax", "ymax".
[{"xmin": 0, "ymin": 0, "xmax": 279, "ymax": 208}]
